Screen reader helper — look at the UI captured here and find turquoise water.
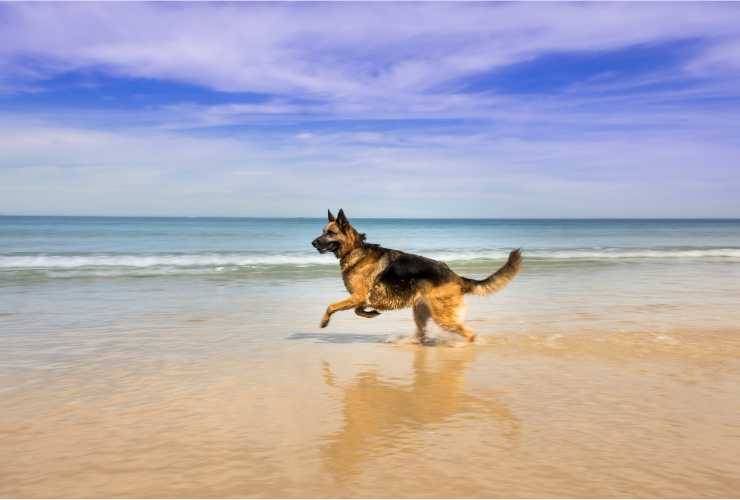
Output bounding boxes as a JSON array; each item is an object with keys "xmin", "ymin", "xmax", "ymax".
[
  {"xmin": 2, "ymin": 216, "xmax": 740, "ymax": 366},
  {"xmin": 2, "ymin": 216, "xmax": 740, "ymax": 279}
]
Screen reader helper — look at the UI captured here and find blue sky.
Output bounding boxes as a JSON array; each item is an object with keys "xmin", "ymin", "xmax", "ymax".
[{"xmin": 1, "ymin": 2, "xmax": 740, "ymax": 217}]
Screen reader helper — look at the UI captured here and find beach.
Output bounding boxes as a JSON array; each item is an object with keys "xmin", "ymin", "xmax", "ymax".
[{"xmin": 2, "ymin": 217, "xmax": 740, "ymax": 497}]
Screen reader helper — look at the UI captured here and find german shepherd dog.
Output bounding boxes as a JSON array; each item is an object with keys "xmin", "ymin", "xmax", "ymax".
[{"xmin": 312, "ymin": 209, "xmax": 522, "ymax": 342}]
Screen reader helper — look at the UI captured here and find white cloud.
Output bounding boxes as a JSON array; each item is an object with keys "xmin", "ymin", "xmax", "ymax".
[
  {"xmin": 1, "ymin": 121, "xmax": 739, "ymax": 217},
  {"xmin": 1, "ymin": 3, "xmax": 740, "ymax": 216},
  {"xmin": 2, "ymin": 2, "xmax": 739, "ymax": 101},
  {"xmin": 686, "ymin": 39, "xmax": 740, "ymax": 75}
]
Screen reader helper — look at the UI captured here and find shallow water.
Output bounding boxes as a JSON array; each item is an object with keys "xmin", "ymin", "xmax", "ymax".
[{"xmin": 2, "ymin": 217, "xmax": 740, "ymax": 497}]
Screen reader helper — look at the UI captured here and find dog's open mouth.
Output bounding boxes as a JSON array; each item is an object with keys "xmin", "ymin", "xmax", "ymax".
[{"xmin": 315, "ymin": 241, "xmax": 340, "ymax": 254}]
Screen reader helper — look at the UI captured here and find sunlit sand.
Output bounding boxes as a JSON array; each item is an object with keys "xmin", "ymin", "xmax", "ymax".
[{"xmin": 3, "ymin": 325, "xmax": 739, "ymax": 498}]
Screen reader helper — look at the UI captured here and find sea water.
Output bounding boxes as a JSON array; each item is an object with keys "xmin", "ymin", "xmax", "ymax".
[
  {"xmin": 2, "ymin": 215, "xmax": 739, "ymax": 361},
  {"xmin": 3, "ymin": 217, "xmax": 740, "ymax": 278},
  {"xmin": 2, "ymin": 216, "xmax": 740, "ymax": 334}
]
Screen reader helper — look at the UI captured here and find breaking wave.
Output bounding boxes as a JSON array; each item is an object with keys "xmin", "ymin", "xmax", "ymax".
[
  {"xmin": 0, "ymin": 253, "xmax": 334, "ymax": 269},
  {"xmin": 1, "ymin": 247, "xmax": 739, "ymax": 279}
]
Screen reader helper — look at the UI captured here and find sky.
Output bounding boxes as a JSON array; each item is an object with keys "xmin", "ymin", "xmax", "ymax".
[{"xmin": 1, "ymin": 2, "xmax": 740, "ymax": 218}]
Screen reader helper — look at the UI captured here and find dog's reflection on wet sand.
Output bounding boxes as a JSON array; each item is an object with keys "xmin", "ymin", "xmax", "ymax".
[{"xmin": 320, "ymin": 346, "xmax": 520, "ymax": 481}]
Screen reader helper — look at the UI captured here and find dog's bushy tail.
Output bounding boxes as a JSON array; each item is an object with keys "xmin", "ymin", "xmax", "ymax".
[{"xmin": 461, "ymin": 249, "xmax": 522, "ymax": 296}]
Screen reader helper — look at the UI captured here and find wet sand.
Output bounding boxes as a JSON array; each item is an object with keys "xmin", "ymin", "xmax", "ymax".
[{"xmin": 2, "ymin": 326, "xmax": 739, "ymax": 498}]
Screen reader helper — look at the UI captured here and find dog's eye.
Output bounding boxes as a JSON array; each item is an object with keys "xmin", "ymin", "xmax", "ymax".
[{"xmin": 326, "ymin": 230, "xmax": 335, "ymax": 236}]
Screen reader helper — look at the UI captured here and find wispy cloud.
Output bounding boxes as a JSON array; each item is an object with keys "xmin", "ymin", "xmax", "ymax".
[
  {"xmin": 0, "ymin": 2, "xmax": 739, "ymax": 216},
  {"xmin": 1, "ymin": 120, "xmax": 738, "ymax": 217},
  {"xmin": 3, "ymin": 3, "xmax": 739, "ymax": 99}
]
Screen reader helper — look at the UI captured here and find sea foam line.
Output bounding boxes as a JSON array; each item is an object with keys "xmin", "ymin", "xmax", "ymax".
[
  {"xmin": 2, "ymin": 248, "xmax": 740, "ymax": 269},
  {"xmin": 0, "ymin": 254, "xmax": 333, "ymax": 269}
]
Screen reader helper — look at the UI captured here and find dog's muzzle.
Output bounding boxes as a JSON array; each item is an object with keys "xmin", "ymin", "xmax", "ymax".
[{"xmin": 312, "ymin": 237, "xmax": 337, "ymax": 254}]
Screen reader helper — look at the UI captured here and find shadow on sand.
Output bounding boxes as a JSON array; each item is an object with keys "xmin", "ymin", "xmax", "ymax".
[{"xmin": 287, "ymin": 332, "xmax": 389, "ymax": 344}]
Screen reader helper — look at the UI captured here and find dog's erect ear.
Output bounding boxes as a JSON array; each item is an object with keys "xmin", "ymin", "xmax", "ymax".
[
  {"xmin": 327, "ymin": 209, "xmax": 335, "ymax": 222},
  {"xmin": 336, "ymin": 209, "xmax": 349, "ymax": 231}
]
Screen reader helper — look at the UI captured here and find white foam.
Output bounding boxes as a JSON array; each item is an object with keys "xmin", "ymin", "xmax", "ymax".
[
  {"xmin": 1, "ymin": 247, "xmax": 739, "ymax": 271},
  {"xmin": 533, "ymin": 248, "xmax": 740, "ymax": 259},
  {"xmin": 0, "ymin": 253, "xmax": 336, "ymax": 269},
  {"xmin": 440, "ymin": 248, "xmax": 740, "ymax": 261}
]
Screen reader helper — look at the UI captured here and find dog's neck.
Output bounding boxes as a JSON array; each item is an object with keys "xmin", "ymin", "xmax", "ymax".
[
  {"xmin": 339, "ymin": 245, "xmax": 366, "ymax": 272},
  {"xmin": 335, "ymin": 227, "xmax": 363, "ymax": 260}
]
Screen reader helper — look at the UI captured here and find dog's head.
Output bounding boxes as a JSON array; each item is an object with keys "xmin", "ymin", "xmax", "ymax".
[{"xmin": 312, "ymin": 209, "xmax": 363, "ymax": 257}]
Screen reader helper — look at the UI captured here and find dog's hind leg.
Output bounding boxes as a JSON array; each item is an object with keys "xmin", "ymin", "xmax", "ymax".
[
  {"xmin": 412, "ymin": 300, "xmax": 431, "ymax": 341},
  {"xmin": 427, "ymin": 290, "xmax": 476, "ymax": 342},
  {"xmin": 433, "ymin": 310, "xmax": 476, "ymax": 342}
]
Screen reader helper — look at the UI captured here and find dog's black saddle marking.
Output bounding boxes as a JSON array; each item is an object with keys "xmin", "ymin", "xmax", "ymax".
[{"xmin": 378, "ymin": 252, "xmax": 452, "ymax": 291}]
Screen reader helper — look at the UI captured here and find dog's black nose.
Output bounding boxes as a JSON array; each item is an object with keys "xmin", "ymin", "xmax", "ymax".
[{"xmin": 312, "ymin": 238, "xmax": 320, "ymax": 248}]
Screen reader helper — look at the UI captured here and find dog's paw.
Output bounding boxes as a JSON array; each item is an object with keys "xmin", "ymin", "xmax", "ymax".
[{"xmin": 320, "ymin": 317, "xmax": 330, "ymax": 328}]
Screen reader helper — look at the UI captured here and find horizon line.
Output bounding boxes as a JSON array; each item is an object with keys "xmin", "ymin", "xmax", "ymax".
[{"xmin": 2, "ymin": 214, "xmax": 740, "ymax": 221}]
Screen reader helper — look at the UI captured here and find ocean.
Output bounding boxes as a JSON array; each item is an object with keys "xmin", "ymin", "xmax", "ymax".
[
  {"xmin": 4, "ymin": 217, "xmax": 740, "ymax": 278},
  {"xmin": 2, "ymin": 216, "xmax": 740, "ymax": 337},
  {"xmin": 2, "ymin": 216, "xmax": 740, "ymax": 497}
]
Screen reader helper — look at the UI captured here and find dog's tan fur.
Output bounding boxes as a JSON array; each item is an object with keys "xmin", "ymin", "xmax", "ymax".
[{"xmin": 312, "ymin": 209, "xmax": 522, "ymax": 342}]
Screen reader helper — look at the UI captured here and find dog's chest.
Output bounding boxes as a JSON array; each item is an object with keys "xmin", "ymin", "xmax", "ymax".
[
  {"xmin": 342, "ymin": 273, "xmax": 354, "ymax": 293},
  {"xmin": 342, "ymin": 268, "xmax": 367, "ymax": 294},
  {"xmin": 341, "ymin": 254, "xmax": 387, "ymax": 295}
]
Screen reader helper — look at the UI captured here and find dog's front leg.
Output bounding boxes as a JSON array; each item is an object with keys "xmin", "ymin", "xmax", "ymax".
[{"xmin": 320, "ymin": 296, "xmax": 362, "ymax": 328}]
